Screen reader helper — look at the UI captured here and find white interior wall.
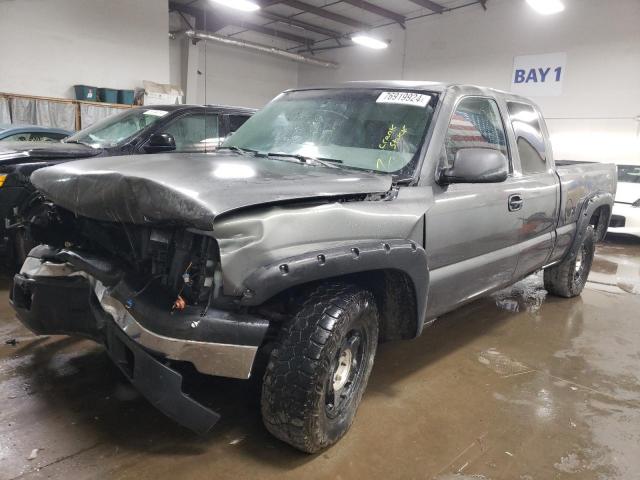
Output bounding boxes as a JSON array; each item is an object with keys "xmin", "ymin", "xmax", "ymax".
[
  {"xmin": 193, "ymin": 41, "xmax": 299, "ymax": 108},
  {"xmin": 298, "ymin": 0, "xmax": 640, "ymax": 165},
  {"xmin": 0, "ymin": 0, "xmax": 170, "ymax": 99},
  {"xmin": 169, "ymin": 11, "xmax": 299, "ymax": 109},
  {"xmin": 168, "ymin": 37, "xmax": 299, "ymax": 109}
]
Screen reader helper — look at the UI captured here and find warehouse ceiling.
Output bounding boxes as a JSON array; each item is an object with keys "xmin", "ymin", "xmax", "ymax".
[{"xmin": 169, "ymin": 0, "xmax": 488, "ymax": 53}]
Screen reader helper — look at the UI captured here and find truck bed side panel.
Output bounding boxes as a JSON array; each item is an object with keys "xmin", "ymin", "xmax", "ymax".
[{"xmin": 548, "ymin": 162, "xmax": 617, "ymax": 264}]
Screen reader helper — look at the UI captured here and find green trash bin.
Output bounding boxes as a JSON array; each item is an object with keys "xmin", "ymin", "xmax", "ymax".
[
  {"xmin": 117, "ymin": 89, "xmax": 135, "ymax": 105},
  {"xmin": 74, "ymin": 85, "xmax": 98, "ymax": 102},
  {"xmin": 98, "ymin": 88, "xmax": 118, "ymax": 103}
]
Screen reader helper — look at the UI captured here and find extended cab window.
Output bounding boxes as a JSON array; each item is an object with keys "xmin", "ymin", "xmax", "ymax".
[
  {"xmin": 445, "ymin": 97, "xmax": 507, "ymax": 167},
  {"xmin": 507, "ymin": 102, "xmax": 548, "ymax": 175},
  {"xmin": 163, "ymin": 113, "xmax": 220, "ymax": 152}
]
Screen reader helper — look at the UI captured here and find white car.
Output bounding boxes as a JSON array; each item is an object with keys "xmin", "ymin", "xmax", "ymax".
[{"xmin": 608, "ymin": 165, "xmax": 640, "ymax": 238}]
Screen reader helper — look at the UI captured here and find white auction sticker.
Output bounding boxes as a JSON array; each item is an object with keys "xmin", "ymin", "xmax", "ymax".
[
  {"xmin": 143, "ymin": 109, "xmax": 169, "ymax": 117},
  {"xmin": 376, "ymin": 92, "xmax": 431, "ymax": 107}
]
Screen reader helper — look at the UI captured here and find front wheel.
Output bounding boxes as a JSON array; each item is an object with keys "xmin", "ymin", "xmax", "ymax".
[
  {"xmin": 544, "ymin": 225, "xmax": 595, "ymax": 297},
  {"xmin": 261, "ymin": 284, "xmax": 378, "ymax": 453}
]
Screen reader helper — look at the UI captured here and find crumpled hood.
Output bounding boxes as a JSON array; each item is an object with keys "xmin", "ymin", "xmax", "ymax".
[
  {"xmin": 0, "ymin": 141, "xmax": 99, "ymax": 165},
  {"xmin": 31, "ymin": 152, "xmax": 393, "ymax": 230},
  {"xmin": 615, "ymin": 182, "xmax": 640, "ymax": 204}
]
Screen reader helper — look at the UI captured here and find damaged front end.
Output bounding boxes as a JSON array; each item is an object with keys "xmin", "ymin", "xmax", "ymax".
[{"xmin": 10, "ymin": 210, "xmax": 270, "ymax": 434}]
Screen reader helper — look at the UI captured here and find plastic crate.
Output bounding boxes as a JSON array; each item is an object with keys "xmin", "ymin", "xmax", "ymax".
[
  {"xmin": 74, "ymin": 85, "xmax": 98, "ymax": 101},
  {"xmin": 98, "ymin": 88, "xmax": 118, "ymax": 104},
  {"xmin": 117, "ymin": 89, "xmax": 135, "ymax": 105}
]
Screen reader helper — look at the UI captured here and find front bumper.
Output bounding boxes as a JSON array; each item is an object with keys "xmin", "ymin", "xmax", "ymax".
[
  {"xmin": 10, "ymin": 248, "xmax": 270, "ymax": 434},
  {"xmin": 608, "ymin": 203, "xmax": 640, "ymax": 238}
]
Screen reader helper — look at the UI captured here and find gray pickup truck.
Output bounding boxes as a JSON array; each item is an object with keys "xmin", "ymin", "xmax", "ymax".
[{"xmin": 10, "ymin": 82, "xmax": 616, "ymax": 453}]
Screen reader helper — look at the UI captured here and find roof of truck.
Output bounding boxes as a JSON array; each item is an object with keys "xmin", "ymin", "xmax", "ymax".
[
  {"xmin": 287, "ymin": 81, "xmax": 537, "ymax": 108},
  {"xmin": 289, "ymin": 80, "xmax": 520, "ymax": 97}
]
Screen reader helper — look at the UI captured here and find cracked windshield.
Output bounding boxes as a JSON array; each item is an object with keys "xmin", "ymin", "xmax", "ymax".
[{"xmin": 222, "ymin": 89, "xmax": 436, "ymax": 176}]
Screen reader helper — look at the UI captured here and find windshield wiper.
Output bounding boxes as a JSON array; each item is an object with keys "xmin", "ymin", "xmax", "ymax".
[
  {"xmin": 218, "ymin": 146, "xmax": 259, "ymax": 155},
  {"xmin": 63, "ymin": 139, "xmax": 91, "ymax": 147},
  {"xmin": 265, "ymin": 152, "xmax": 343, "ymax": 168}
]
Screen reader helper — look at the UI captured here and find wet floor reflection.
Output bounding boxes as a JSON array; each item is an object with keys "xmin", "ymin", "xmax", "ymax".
[{"xmin": 590, "ymin": 236, "xmax": 640, "ymax": 294}]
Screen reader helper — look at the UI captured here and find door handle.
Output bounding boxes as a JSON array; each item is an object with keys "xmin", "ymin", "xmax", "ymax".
[{"xmin": 508, "ymin": 194, "xmax": 523, "ymax": 212}]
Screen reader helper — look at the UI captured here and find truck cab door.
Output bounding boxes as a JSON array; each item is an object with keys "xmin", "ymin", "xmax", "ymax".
[
  {"xmin": 426, "ymin": 96, "xmax": 521, "ymax": 318},
  {"xmin": 504, "ymin": 102, "xmax": 559, "ymax": 279}
]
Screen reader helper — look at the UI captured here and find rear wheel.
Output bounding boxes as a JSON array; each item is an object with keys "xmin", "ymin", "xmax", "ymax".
[
  {"xmin": 544, "ymin": 225, "xmax": 595, "ymax": 297},
  {"xmin": 261, "ymin": 283, "xmax": 378, "ymax": 453}
]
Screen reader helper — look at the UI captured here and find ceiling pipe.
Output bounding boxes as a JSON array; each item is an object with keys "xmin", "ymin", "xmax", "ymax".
[{"xmin": 184, "ymin": 30, "xmax": 339, "ymax": 69}]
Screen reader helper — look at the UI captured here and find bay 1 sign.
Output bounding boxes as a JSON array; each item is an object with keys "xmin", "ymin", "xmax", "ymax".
[{"xmin": 511, "ymin": 52, "xmax": 567, "ymax": 97}]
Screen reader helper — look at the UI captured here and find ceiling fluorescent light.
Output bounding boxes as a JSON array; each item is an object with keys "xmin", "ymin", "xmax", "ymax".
[
  {"xmin": 526, "ymin": 0, "xmax": 565, "ymax": 15},
  {"xmin": 211, "ymin": 0, "xmax": 260, "ymax": 12},
  {"xmin": 351, "ymin": 35, "xmax": 388, "ymax": 50}
]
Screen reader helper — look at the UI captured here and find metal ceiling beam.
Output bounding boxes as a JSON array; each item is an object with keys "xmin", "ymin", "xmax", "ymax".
[
  {"xmin": 275, "ymin": 0, "xmax": 370, "ymax": 29},
  {"xmin": 169, "ymin": 2, "xmax": 314, "ymax": 45},
  {"xmin": 408, "ymin": 0, "xmax": 445, "ymax": 13},
  {"xmin": 258, "ymin": 10, "xmax": 343, "ymax": 37},
  {"xmin": 341, "ymin": 0, "xmax": 405, "ymax": 26}
]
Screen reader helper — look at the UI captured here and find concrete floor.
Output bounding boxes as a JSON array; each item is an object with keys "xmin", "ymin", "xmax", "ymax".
[{"xmin": 1, "ymin": 238, "xmax": 639, "ymax": 480}]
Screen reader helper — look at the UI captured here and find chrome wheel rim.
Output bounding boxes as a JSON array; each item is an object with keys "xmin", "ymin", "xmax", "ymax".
[
  {"xmin": 325, "ymin": 329, "xmax": 366, "ymax": 418},
  {"xmin": 333, "ymin": 348, "xmax": 353, "ymax": 391}
]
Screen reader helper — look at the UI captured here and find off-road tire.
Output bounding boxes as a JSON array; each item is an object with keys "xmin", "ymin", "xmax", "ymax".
[
  {"xmin": 261, "ymin": 283, "xmax": 378, "ymax": 453},
  {"xmin": 544, "ymin": 225, "xmax": 595, "ymax": 297}
]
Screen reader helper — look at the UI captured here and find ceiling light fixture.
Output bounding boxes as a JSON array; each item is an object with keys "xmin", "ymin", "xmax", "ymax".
[
  {"xmin": 526, "ymin": 0, "xmax": 565, "ymax": 15},
  {"xmin": 351, "ymin": 35, "xmax": 388, "ymax": 50},
  {"xmin": 211, "ymin": 0, "xmax": 260, "ymax": 12}
]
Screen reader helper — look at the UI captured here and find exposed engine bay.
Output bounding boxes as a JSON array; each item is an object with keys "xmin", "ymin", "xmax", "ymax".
[{"xmin": 27, "ymin": 200, "xmax": 225, "ymax": 314}]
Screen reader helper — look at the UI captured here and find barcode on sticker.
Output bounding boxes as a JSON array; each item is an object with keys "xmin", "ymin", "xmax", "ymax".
[{"xmin": 377, "ymin": 92, "xmax": 431, "ymax": 108}]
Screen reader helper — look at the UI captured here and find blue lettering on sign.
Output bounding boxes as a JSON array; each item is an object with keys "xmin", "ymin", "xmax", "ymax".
[
  {"xmin": 514, "ymin": 66, "xmax": 563, "ymax": 84},
  {"xmin": 555, "ymin": 66, "xmax": 562, "ymax": 81},
  {"xmin": 538, "ymin": 67, "xmax": 551, "ymax": 82}
]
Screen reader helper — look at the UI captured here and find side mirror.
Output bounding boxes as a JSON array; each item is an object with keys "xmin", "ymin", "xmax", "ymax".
[
  {"xmin": 440, "ymin": 148, "xmax": 508, "ymax": 184},
  {"xmin": 143, "ymin": 133, "xmax": 176, "ymax": 153}
]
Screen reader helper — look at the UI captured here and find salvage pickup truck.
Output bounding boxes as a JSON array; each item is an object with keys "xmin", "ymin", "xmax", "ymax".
[{"xmin": 10, "ymin": 82, "xmax": 616, "ymax": 453}]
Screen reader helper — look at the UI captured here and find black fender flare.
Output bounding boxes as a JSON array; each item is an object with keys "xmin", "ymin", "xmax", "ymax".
[
  {"xmin": 566, "ymin": 191, "xmax": 614, "ymax": 259},
  {"xmin": 239, "ymin": 239, "xmax": 430, "ymax": 336}
]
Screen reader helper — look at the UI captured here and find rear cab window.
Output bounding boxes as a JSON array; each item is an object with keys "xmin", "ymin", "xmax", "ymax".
[{"xmin": 506, "ymin": 102, "xmax": 549, "ymax": 175}]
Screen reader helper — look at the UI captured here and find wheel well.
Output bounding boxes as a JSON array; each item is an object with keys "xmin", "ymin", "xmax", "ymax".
[
  {"xmin": 358, "ymin": 269, "xmax": 419, "ymax": 342},
  {"xmin": 589, "ymin": 205, "xmax": 610, "ymax": 242},
  {"xmin": 259, "ymin": 269, "xmax": 419, "ymax": 343}
]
